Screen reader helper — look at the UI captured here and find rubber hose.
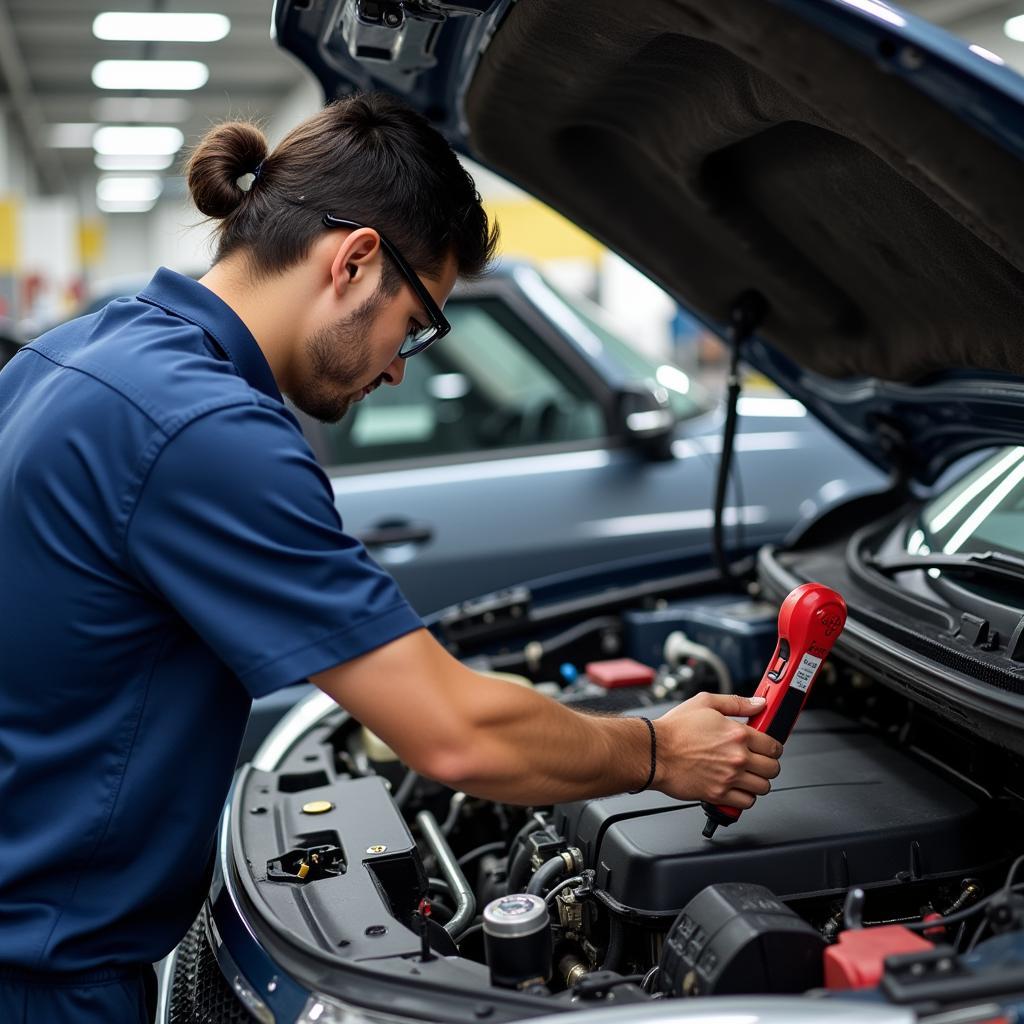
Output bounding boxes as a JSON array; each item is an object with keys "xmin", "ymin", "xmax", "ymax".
[
  {"xmin": 506, "ymin": 820, "xmax": 547, "ymax": 894},
  {"xmin": 506, "ymin": 845, "xmax": 533, "ymax": 894},
  {"xmin": 599, "ymin": 918, "xmax": 627, "ymax": 973},
  {"xmin": 457, "ymin": 841, "xmax": 506, "ymax": 869},
  {"xmin": 526, "ymin": 855, "xmax": 569, "ymax": 897}
]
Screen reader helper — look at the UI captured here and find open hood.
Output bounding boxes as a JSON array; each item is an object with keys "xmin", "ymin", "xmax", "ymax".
[{"xmin": 275, "ymin": 0, "xmax": 1024, "ymax": 484}]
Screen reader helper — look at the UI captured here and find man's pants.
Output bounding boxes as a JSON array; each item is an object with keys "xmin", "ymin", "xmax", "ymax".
[{"xmin": 0, "ymin": 963, "xmax": 157, "ymax": 1023}]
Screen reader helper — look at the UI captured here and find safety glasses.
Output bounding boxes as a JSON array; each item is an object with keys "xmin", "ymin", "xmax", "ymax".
[{"xmin": 321, "ymin": 214, "xmax": 451, "ymax": 358}]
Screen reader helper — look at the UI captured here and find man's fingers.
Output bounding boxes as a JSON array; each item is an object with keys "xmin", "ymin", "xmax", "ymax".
[
  {"xmin": 737, "ymin": 772, "xmax": 772, "ymax": 796},
  {"xmin": 745, "ymin": 728, "xmax": 783, "ymax": 759},
  {"xmin": 745, "ymin": 751, "xmax": 781, "ymax": 779},
  {"xmin": 697, "ymin": 692, "xmax": 767, "ymax": 718},
  {"xmin": 716, "ymin": 788, "xmax": 757, "ymax": 810}
]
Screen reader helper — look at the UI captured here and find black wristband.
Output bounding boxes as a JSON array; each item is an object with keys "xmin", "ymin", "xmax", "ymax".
[{"xmin": 628, "ymin": 716, "xmax": 657, "ymax": 794}]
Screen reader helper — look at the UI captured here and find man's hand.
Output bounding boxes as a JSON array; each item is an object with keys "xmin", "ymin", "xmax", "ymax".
[{"xmin": 652, "ymin": 692, "xmax": 782, "ymax": 808}]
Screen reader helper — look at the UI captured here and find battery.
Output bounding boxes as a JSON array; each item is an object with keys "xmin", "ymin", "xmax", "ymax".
[{"xmin": 624, "ymin": 596, "xmax": 778, "ymax": 692}]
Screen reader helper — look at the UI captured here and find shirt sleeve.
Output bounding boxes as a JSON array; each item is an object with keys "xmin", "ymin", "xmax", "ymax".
[{"xmin": 124, "ymin": 401, "xmax": 423, "ymax": 697}]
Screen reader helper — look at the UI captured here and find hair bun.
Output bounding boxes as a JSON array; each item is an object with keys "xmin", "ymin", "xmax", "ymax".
[{"xmin": 186, "ymin": 121, "xmax": 269, "ymax": 219}]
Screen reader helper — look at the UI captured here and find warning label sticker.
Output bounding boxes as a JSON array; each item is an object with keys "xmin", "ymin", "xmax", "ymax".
[{"xmin": 790, "ymin": 653, "xmax": 823, "ymax": 692}]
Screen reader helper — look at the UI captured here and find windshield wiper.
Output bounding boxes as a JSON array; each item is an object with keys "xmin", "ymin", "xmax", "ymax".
[{"xmin": 866, "ymin": 549, "xmax": 1024, "ymax": 586}]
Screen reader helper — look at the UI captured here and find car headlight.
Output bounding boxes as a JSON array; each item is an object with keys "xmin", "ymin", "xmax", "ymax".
[{"xmin": 298, "ymin": 994, "xmax": 420, "ymax": 1024}]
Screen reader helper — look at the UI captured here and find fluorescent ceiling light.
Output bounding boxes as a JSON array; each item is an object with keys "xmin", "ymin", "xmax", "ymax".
[
  {"xmin": 969, "ymin": 43, "xmax": 1005, "ymax": 64},
  {"xmin": 92, "ymin": 97, "xmax": 192, "ymax": 123},
  {"xmin": 95, "ymin": 153, "xmax": 175, "ymax": 171},
  {"xmin": 93, "ymin": 12, "xmax": 230, "ymax": 42},
  {"xmin": 1006, "ymin": 15, "xmax": 1024, "ymax": 41},
  {"xmin": 93, "ymin": 126, "xmax": 184, "ymax": 156},
  {"xmin": 97, "ymin": 175, "xmax": 163, "ymax": 204},
  {"xmin": 92, "ymin": 60, "xmax": 209, "ymax": 91},
  {"xmin": 47, "ymin": 123, "xmax": 98, "ymax": 148},
  {"xmin": 97, "ymin": 199, "xmax": 158, "ymax": 214}
]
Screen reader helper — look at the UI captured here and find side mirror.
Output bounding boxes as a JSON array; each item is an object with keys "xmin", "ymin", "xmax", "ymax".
[{"xmin": 617, "ymin": 381, "xmax": 676, "ymax": 460}]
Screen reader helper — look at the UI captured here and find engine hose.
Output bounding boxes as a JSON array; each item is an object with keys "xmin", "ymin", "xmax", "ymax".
[
  {"xmin": 663, "ymin": 632, "xmax": 733, "ymax": 694},
  {"xmin": 416, "ymin": 810, "xmax": 476, "ymax": 939},
  {"xmin": 456, "ymin": 841, "xmax": 506, "ymax": 869},
  {"xmin": 600, "ymin": 918, "xmax": 628, "ymax": 973},
  {"xmin": 504, "ymin": 815, "xmax": 550, "ymax": 894},
  {"xmin": 486, "ymin": 616, "xmax": 620, "ymax": 673},
  {"xmin": 506, "ymin": 846, "xmax": 533, "ymax": 894},
  {"xmin": 393, "ymin": 769, "xmax": 419, "ymax": 809},
  {"xmin": 526, "ymin": 855, "xmax": 569, "ymax": 897}
]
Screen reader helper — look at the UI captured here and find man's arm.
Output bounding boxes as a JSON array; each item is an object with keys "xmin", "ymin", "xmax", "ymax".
[{"xmin": 311, "ymin": 628, "xmax": 781, "ymax": 806}]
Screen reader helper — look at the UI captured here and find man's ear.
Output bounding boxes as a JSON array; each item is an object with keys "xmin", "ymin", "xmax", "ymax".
[{"xmin": 328, "ymin": 227, "xmax": 382, "ymax": 296}]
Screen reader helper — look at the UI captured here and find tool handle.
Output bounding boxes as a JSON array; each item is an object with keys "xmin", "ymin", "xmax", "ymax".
[{"xmin": 701, "ymin": 582, "xmax": 847, "ymax": 832}]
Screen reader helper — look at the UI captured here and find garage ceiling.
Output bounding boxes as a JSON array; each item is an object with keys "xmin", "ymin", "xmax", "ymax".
[
  {"xmin": 0, "ymin": 0, "xmax": 308, "ymax": 195},
  {"xmin": 1, "ymin": 0, "xmax": 1023, "ymax": 197}
]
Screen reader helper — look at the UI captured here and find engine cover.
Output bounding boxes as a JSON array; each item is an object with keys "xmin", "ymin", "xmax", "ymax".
[{"xmin": 554, "ymin": 710, "xmax": 1005, "ymax": 919}]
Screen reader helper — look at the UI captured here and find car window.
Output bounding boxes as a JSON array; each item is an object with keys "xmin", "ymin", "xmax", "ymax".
[
  {"xmin": 546, "ymin": 282, "xmax": 710, "ymax": 420},
  {"xmin": 917, "ymin": 446, "xmax": 1024, "ymax": 559},
  {"xmin": 320, "ymin": 298, "xmax": 605, "ymax": 467}
]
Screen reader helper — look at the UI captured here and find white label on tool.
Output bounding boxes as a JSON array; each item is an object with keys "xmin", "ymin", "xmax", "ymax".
[{"xmin": 790, "ymin": 653, "xmax": 823, "ymax": 692}]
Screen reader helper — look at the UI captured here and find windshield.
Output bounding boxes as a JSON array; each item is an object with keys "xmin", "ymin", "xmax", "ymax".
[{"xmin": 913, "ymin": 446, "xmax": 1024, "ymax": 559}]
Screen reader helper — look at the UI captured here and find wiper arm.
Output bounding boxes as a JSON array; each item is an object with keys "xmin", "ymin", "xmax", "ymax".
[{"xmin": 866, "ymin": 550, "xmax": 1024, "ymax": 586}]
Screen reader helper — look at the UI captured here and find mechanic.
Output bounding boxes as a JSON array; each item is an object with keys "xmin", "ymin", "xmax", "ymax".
[{"xmin": 0, "ymin": 93, "xmax": 781, "ymax": 1024}]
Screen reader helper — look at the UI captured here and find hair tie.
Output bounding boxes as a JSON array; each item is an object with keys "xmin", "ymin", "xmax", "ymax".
[{"xmin": 236, "ymin": 161, "xmax": 264, "ymax": 194}]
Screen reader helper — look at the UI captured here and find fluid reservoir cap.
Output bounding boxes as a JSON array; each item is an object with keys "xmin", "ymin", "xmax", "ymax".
[
  {"xmin": 483, "ymin": 894, "xmax": 549, "ymax": 938},
  {"xmin": 301, "ymin": 800, "xmax": 334, "ymax": 815}
]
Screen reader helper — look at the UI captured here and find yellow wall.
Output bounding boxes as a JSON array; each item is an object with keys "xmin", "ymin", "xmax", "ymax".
[
  {"xmin": 78, "ymin": 218, "xmax": 105, "ymax": 268},
  {"xmin": 0, "ymin": 197, "xmax": 19, "ymax": 273},
  {"xmin": 485, "ymin": 198, "xmax": 603, "ymax": 264}
]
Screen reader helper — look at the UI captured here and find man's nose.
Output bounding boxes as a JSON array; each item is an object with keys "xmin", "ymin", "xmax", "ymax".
[{"xmin": 384, "ymin": 353, "xmax": 405, "ymax": 387}]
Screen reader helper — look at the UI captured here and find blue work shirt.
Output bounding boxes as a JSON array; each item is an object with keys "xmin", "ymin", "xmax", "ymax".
[{"xmin": 0, "ymin": 268, "xmax": 423, "ymax": 973}]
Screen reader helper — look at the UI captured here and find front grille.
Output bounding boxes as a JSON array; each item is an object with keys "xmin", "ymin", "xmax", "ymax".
[{"xmin": 167, "ymin": 912, "xmax": 257, "ymax": 1024}]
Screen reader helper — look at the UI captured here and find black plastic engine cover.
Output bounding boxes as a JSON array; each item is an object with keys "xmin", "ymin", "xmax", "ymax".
[{"xmin": 554, "ymin": 710, "xmax": 1005, "ymax": 918}]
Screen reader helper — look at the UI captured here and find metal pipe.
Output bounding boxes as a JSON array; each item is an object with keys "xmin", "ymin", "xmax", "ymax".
[{"xmin": 416, "ymin": 810, "xmax": 476, "ymax": 939}]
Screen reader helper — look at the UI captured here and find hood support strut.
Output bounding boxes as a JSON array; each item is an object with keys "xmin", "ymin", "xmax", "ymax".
[{"xmin": 713, "ymin": 291, "xmax": 768, "ymax": 583}]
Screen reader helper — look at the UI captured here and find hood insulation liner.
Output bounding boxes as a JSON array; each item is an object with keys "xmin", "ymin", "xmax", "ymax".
[{"xmin": 466, "ymin": 0, "xmax": 1024, "ymax": 382}]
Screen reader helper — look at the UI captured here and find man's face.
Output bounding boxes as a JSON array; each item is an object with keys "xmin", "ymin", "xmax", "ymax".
[{"xmin": 291, "ymin": 253, "xmax": 458, "ymax": 424}]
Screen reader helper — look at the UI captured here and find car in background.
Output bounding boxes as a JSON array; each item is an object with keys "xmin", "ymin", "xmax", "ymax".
[
  {"xmin": 295, "ymin": 263, "xmax": 881, "ymax": 614},
  {"xmin": 48, "ymin": 265, "xmax": 882, "ymax": 618},
  {"xmin": 160, "ymin": 0, "xmax": 1024, "ymax": 1022}
]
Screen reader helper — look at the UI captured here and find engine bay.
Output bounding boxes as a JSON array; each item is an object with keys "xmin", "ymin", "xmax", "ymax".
[{"xmin": 223, "ymin": 578, "xmax": 1024, "ymax": 1020}]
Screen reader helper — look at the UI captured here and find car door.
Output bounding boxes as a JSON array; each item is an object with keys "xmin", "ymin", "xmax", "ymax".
[
  {"xmin": 295, "ymin": 276, "xmax": 718, "ymax": 614},
  {"xmin": 297, "ymin": 274, "xmax": 883, "ymax": 616}
]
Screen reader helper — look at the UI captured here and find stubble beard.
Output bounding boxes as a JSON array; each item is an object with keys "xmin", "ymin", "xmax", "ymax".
[{"xmin": 293, "ymin": 289, "xmax": 385, "ymax": 424}]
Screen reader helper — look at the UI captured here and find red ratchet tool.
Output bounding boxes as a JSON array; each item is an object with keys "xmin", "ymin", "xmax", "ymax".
[{"xmin": 701, "ymin": 582, "xmax": 847, "ymax": 839}]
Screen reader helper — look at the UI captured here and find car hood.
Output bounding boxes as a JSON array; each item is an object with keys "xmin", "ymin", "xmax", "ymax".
[{"xmin": 276, "ymin": 0, "xmax": 1024, "ymax": 484}]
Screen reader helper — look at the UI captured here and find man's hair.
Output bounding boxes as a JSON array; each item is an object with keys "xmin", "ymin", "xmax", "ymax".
[{"xmin": 185, "ymin": 93, "xmax": 498, "ymax": 286}]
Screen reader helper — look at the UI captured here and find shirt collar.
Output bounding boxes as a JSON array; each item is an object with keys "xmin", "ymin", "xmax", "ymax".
[{"xmin": 138, "ymin": 267, "xmax": 283, "ymax": 403}]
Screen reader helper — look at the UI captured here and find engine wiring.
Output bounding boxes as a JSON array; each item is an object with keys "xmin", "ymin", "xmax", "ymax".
[{"xmin": 886, "ymin": 854, "xmax": 1024, "ymax": 943}]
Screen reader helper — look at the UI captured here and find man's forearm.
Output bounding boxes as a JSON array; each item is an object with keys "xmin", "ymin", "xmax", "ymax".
[
  {"xmin": 312, "ymin": 628, "xmax": 779, "ymax": 808},
  {"xmin": 436, "ymin": 674, "xmax": 655, "ymax": 803}
]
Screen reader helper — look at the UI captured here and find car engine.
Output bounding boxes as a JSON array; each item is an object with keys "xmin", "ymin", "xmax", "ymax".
[{"xmin": 218, "ymin": 587, "xmax": 1024, "ymax": 1021}]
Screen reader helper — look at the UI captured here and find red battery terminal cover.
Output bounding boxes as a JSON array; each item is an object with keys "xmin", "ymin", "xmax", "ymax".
[
  {"xmin": 824, "ymin": 925, "xmax": 934, "ymax": 990},
  {"xmin": 585, "ymin": 658, "xmax": 657, "ymax": 689}
]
